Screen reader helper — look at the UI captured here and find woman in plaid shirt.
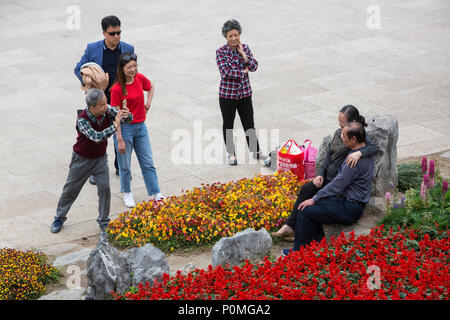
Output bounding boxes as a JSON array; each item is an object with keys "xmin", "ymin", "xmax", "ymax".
[{"xmin": 216, "ymin": 19, "xmax": 265, "ymax": 165}]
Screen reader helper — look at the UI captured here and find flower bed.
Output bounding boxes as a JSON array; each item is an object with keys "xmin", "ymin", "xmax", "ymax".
[
  {"xmin": 107, "ymin": 171, "xmax": 306, "ymax": 250},
  {"xmin": 113, "ymin": 226, "xmax": 449, "ymax": 300},
  {"xmin": 0, "ymin": 248, "xmax": 61, "ymax": 300},
  {"xmin": 381, "ymin": 156, "xmax": 449, "ymax": 236}
]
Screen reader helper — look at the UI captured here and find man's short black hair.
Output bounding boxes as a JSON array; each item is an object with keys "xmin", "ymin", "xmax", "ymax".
[
  {"xmin": 345, "ymin": 121, "xmax": 366, "ymax": 143},
  {"xmin": 101, "ymin": 15, "xmax": 121, "ymax": 31}
]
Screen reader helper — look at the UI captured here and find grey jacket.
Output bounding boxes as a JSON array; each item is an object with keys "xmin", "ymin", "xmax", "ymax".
[{"xmin": 313, "ymin": 146, "xmax": 375, "ymax": 204}]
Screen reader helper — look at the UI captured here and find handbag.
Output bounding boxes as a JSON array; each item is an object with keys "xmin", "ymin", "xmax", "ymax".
[
  {"xmin": 276, "ymin": 139, "xmax": 305, "ymax": 181},
  {"xmin": 301, "ymin": 139, "xmax": 318, "ymax": 179}
]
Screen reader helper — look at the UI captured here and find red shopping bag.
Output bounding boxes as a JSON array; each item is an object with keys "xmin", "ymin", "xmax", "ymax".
[
  {"xmin": 276, "ymin": 139, "xmax": 305, "ymax": 181},
  {"xmin": 301, "ymin": 139, "xmax": 318, "ymax": 179}
]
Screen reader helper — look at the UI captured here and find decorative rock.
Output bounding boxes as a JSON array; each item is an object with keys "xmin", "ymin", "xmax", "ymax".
[
  {"xmin": 85, "ymin": 233, "xmax": 130, "ymax": 300},
  {"xmin": 365, "ymin": 115, "xmax": 399, "ymax": 197},
  {"xmin": 212, "ymin": 228, "xmax": 272, "ymax": 268},
  {"xmin": 127, "ymin": 244, "xmax": 170, "ymax": 288},
  {"xmin": 85, "ymin": 232, "xmax": 169, "ymax": 300}
]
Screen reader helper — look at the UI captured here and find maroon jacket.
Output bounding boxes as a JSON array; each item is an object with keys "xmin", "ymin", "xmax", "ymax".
[{"xmin": 73, "ymin": 109, "xmax": 112, "ymax": 159}]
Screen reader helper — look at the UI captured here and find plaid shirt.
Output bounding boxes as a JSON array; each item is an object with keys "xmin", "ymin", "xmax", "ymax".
[
  {"xmin": 216, "ymin": 43, "xmax": 258, "ymax": 99},
  {"xmin": 77, "ymin": 105, "xmax": 133, "ymax": 143}
]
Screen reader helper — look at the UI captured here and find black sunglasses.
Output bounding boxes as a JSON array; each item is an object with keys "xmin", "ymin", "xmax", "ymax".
[
  {"xmin": 107, "ymin": 30, "xmax": 122, "ymax": 36},
  {"xmin": 120, "ymin": 53, "xmax": 137, "ymax": 64}
]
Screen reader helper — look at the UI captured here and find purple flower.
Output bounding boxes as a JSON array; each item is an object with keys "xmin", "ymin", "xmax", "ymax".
[
  {"xmin": 443, "ymin": 180, "xmax": 448, "ymax": 195},
  {"xmin": 393, "ymin": 201, "xmax": 399, "ymax": 209},
  {"xmin": 389, "ymin": 181, "xmax": 394, "ymax": 188},
  {"xmin": 400, "ymin": 195, "xmax": 406, "ymax": 207},
  {"xmin": 429, "ymin": 160, "xmax": 435, "ymax": 179},
  {"xmin": 421, "ymin": 156, "xmax": 428, "ymax": 174},
  {"xmin": 420, "ymin": 182, "xmax": 426, "ymax": 200},
  {"xmin": 423, "ymin": 174, "xmax": 430, "ymax": 188}
]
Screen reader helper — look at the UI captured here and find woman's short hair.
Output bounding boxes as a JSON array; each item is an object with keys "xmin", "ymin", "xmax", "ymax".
[
  {"xmin": 222, "ymin": 19, "xmax": 242, "ymax": 38},
  {"xmin": 339, "ymin": 104, "xmax": 367, "ymax": 127},
  {"xmin": 85, "ymin": 88, "xmax": 105, "ymax": 108},
  {"xmin": 101, "ymin": 15, "xmax": 121, "ymax": 31}
]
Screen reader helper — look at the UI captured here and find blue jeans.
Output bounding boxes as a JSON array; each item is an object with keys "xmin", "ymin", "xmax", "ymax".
[
  {"xmin": 114, "ymin": 122, "xmax": 160, "ymax": 196},
  {"xmin": 293, "ymin": 197, "xmax": 364, "ymax": 250}
]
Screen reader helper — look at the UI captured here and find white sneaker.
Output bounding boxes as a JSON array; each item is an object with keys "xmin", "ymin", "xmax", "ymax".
[
  {"xmin": 123, "ymin": 193, "xmax": 136, "ymax": 208},
  {"xmin": 154, "ymin": 193, "xmax": 165, "ymax": 201}
]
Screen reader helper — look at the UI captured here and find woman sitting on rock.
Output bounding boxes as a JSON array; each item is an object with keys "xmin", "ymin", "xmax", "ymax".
[{"xmin": 273, "ymin": 105, "xmax": 379, "ymax": 239}]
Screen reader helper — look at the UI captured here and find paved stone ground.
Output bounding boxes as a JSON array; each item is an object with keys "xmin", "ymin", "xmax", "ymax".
[{"xmin": 1, "ymin": 0, "xmax": 449, "ymax": 253}]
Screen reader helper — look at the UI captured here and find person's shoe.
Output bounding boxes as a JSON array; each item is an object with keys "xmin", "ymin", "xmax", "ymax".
[
  {"xmin": 50, "ymin": 219, "xmax": 64, "ymax": 233},
  {"xmin": 123, "ymin": 193, "xmax": 136, "ymax": 208},
  {"xmin": 115, "ymin": 169, "xmax": 119, "ymax": 176},
  {"xmin": 281, "ymin": 249, "xmax": 293, "ymax": 257},
  {"xmin": 89, "ymin": 175, "xmax": 96, "ymax": 185},
  {"xmin": 154, "ymin": 193, "xmax": 165, "ymax": 202},
  {"xmin": 228, "ymin": 154, "xmax": 237, "ymax": 166}
]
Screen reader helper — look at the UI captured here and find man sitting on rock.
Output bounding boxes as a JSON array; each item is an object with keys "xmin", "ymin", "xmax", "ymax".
[{"xmin": 282, "ymin": 121, "xmax": 374, "ymax": 256}]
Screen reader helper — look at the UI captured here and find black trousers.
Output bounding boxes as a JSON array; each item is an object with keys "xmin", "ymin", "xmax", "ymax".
[
  {"xmin": 219, "ymin": 96, "xmax": 260, "ymax": 155},
  {"xmin": 285, "ymin": 180, "xmax": 329, "ymax": 229},
  {"xmin": 293, "ymin": 197, "xmax": 364, "ymax": 250}
]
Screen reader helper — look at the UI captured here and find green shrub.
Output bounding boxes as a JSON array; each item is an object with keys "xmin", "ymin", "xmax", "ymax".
[{"xmin": 397, "ymin": 162, "xmax": 422, "ymax": 192}]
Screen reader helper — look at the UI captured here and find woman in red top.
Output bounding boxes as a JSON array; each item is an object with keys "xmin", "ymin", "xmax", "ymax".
[{"xmin": 110, "ymin": 53, "xmax": 163, "ymax": 207}]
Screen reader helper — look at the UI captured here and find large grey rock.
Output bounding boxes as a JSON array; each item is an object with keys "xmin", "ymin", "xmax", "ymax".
[
  {"xmin": 365, "ymin": 115, "xmax": 399, "ymax": 197},
  {"xmin": 85, "ymin": 232, "xmax": 169, "ymax": 300},
  {"xmin": 127, "ymin": 244, "xmax": 169, "ymax": 288},
  {"xmin": 85, "ymin": 233, "xmax": 130, "ymax": 300},
  {"xmin": 212, "ymin": 228, "xmax": 272, "ymax": 268}
]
